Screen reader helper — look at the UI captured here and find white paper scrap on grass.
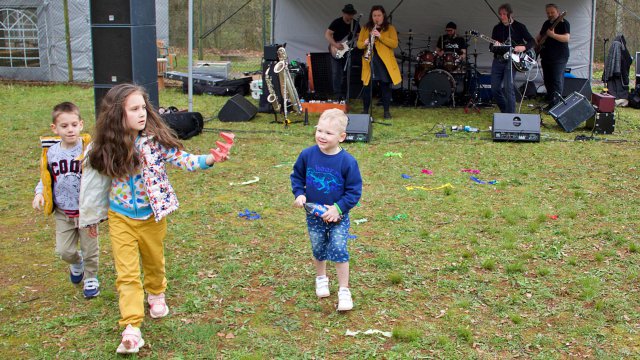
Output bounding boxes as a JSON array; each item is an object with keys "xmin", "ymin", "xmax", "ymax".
[
  {"xmin": 229, "ymin": 176, "xmax": 260, "ymax": 186},
  {"xmin": 345, "ymin": 329, "xmax": 392, "ymax": 337}
]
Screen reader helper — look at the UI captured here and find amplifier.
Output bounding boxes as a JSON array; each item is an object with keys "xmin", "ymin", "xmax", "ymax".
[
  {"xmin": 591, "ymin": 92, "xmax": 615, "ymax": 112},
  {"xmin": 585, "ymin": 112, "xmax": 615, "ymax": 134},
  {"xmin": 549, "ymin": 92, "xmax": 595, "ymax": 132},
  {"xmin": 492, "ymin": 113, "xmax": 541, "ymax": 142},
  {"xmin": 345, "ymin": 114, "xmax": 372, "ymax": 142}
]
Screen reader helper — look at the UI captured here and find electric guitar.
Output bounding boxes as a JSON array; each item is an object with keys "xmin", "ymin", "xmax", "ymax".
[
  {"xmin": 329, "ymin": 39, "xmax": 350, "ymax": 59},
  {"xmin": 534, "ymin": 11, "xmax": 567, "ymax": 54},
  {"xmin": 468, "ymin": 30, "xmax": 536, "ymax": 72}
]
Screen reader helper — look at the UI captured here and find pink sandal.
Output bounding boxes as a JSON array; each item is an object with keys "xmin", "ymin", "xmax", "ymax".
[
  {"xmin": 116, "ymin": 324, "xmax": 145, "ymax": 354},
  {"xmin": 148, "ymin": 293, "xmax": 170, "ymax": 319}
]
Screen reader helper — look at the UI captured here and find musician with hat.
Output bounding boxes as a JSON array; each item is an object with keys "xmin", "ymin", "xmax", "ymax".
[
  {"xmin": 535, "ymin": 3, "xmax": 570, "ymax": 108},
  {"xmin": 325, "ymin": 4, "xmax": 361, "ymax": 100}
]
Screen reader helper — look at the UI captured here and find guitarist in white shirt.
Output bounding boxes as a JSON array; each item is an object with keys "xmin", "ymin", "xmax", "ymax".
[
  {"xmin": 325, "ymin": 4, "xmax": 360, "ymax": 100},
  {"xmin": 490, "ymin": 3, "xmax": 535, "ymax": 113},
  {"xmin": 535, "ymin": 4, "xmax": 570, "ymax": 108}
]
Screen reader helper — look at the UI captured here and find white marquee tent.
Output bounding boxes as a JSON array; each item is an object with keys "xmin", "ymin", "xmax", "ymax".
[{"xmin": 272, "ymin": 0, "xmax": 596, "ymax": 84}]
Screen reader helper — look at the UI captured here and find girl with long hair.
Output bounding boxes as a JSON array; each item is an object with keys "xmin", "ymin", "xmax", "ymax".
[{"xmin": 80, "ymin": 83, "xmax": 231, "ymax": 354}]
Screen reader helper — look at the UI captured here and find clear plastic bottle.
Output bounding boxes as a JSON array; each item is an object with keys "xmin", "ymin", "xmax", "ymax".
[{"xmin": 304, "ymin": 202, "xmax": 327, "ymax": 217}]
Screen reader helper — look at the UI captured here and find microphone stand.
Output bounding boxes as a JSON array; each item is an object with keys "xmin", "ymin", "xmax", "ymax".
[
  {"xmin": 508, "ymin": 17, "xmax": 518, "ymax": 114},
  {"xmin": 344, "ymin": 16, "xmax": 360, "ymax": 107},
  {"xmin": 367, "ymin": 26, "xmax": 391, "ymax": 126}
]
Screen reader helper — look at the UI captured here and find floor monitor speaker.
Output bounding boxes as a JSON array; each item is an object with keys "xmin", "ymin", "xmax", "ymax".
[
  {"xmin": 492, "ymin": 113, "xmax": 540, "ymax": 142},
  {"xmin": 345, "ymin": 114, "xmax": 372, "ymax": 142},
  {"xmin": 218, "ymin": 94, "xmax": 257, "ymax": 122},
  {"xmin": 549, "ymin": 92, "xmax": 596, "ymax": 132}
]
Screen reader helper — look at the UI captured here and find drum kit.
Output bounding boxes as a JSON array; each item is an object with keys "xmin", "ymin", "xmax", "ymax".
[{"xmin": 396, "ymin": 31, "xmax": 487, "ymax": 108}]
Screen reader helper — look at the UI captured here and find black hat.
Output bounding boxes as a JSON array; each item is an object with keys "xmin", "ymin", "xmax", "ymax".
[
  {"xmin": 342, "ymin": 4, "xmax": 357, "ymax": 15},
  {"xmin": 446, "ymin": 21, "xmax": 457, "ymax": 29}
]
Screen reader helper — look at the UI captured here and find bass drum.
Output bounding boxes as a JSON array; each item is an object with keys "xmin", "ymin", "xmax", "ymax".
[
  {"xmin": 418, "ymin": 69, "xmax": 456, "ymax": 107},
  {"xmin": 414, "ymin": 51, "xmax": 436, "ymax": 84}
]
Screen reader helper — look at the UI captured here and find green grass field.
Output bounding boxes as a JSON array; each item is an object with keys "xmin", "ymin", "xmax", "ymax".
[{"xmin": 1, "ymin": 76, "xmax": 639, "ymax": 358}]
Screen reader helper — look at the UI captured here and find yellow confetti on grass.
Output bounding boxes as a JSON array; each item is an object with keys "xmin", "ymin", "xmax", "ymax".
[{"xmin": 405, "ymin": 183, "xmax": 454, "ymax": 191}]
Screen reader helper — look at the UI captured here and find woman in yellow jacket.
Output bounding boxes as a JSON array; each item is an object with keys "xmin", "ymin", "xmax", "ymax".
[{"xmin": 357, "ymin": 5, "xmax": 401, "ymax": 119}]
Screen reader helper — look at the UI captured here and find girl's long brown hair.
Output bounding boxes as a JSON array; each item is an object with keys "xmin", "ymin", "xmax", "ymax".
[
  {"xmin": 365, "ymin": 5, "xmax": 390, "ymax": 32},
  {"xmin": 88, "ymin": 83, "xmax": 183, "ymax": 178}
]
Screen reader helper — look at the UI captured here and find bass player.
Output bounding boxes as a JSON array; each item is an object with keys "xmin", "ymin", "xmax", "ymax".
[
  {"xmin": 325, "ymin": 4, "xmax": 360, "ymax": 100},
  {"xmin": 536, "ymin": 3, "xmax": 570, "ymax": 108}
]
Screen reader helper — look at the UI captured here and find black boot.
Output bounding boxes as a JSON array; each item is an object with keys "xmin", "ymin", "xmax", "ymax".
[{"xmin": 383, "ymin": 111, "xmax": 392, "ymax": 119}]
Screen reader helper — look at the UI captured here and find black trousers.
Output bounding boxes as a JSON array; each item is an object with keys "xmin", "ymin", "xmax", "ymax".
[
  {"xmin": 362, "ymin": 81, "xmax": 391, "ymax": 113},
  {"xmin": 541, "ymin": 59, "xmax": 567, "ymax": 105}
]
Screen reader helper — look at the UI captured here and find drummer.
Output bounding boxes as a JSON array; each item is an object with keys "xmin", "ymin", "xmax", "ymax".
[{"xmin": 435, "ymin": 21, "xmax": 467, "ymax": 59}]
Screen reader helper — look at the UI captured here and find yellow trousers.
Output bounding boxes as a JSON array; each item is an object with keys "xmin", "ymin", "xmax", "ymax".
[{"xmin": 108, "ymin": 210, "xmax": 167, "ymax": 328}]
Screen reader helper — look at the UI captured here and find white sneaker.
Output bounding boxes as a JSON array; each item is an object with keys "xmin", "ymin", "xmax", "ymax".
[
  {"xmin": 315, "ymin": 276, "xmax": 330, "ymax": 298},
  {"xmin": 337, "ymin": 287, "xmax": 353, "ymax": 311},
  {"xmin": 148, "ymin": 293, "xmax": 169, "ymax": 318}
]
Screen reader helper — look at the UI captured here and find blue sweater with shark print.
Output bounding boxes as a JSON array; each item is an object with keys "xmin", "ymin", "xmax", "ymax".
[{"xmin": 291, "ymin": 145, "xmax": 362, "ymax": 215}]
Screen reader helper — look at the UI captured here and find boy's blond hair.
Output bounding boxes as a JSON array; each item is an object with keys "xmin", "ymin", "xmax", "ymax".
[
  {"xmin": 52, "ymin": 102, "xmax": 81, "ymax": 124},
  {"xmin": 318, "ymin": 108, "xmax": 348, "ymax": 133}
]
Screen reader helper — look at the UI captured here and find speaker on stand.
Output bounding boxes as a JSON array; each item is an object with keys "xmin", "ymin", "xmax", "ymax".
[{"xmin": 90, "ymin": 0, "xmax": 158, "ymax": 115}]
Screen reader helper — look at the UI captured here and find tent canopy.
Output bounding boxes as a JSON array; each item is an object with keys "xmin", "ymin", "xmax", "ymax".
[{"xmin": 272, "ymin": 0, "xmax": 596, "ymax": 82}]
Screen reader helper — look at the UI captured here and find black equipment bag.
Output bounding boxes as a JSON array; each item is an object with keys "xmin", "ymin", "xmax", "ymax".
[
  {"xmin": 161, "ymin": 112, "xmax": 204, "ymax": 140},
  {"xmin": 182, "ymin": 77, "xmax": 251, "ymax": 96}
]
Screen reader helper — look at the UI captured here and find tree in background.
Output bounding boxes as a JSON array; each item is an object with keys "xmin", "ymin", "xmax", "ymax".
[{"xmin": 169, "ymin": 0, "xmax": 269, "ymax": 52}]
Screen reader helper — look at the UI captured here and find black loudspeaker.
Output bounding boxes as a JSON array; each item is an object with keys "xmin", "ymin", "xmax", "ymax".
[
  {"xmin": 218, "ymin": 94, "xmax": 258, "ymax": 122},
  {"xmin": 492, "ymin": 113, "xmax": 541, "ymax": 142},
  {"xmin": 91, "ymin": 26, "xmax": 157, "ymax": 85},
  {"xmin": 161, "ymin": 112, "xmax": 204, "ymax": 140},
  {"xmin": 585, "ymin": 112, "xmax": 615, "ymax": 134},
  {"xmin": 309, "ymin": 52, "xmax": 333, "ymax": 98},
  {"xmin": 562, "ymin": 77, "xmax": 592, "ymax": 100},
  {"xmin": 264, "ymin": 44, "xmax": 281, "ymax": 61},
  {"xmin": 345, "ymin": 114, "xmax": 372, "ymax": 142},
  {"xmin": 549, "ymin": 92, "xmax": 596, "ymax": 132},
  {"xmin": 90, "ymin": 0, "xmax": 157, "ymax": 113},
  {"xmin": 90, "ymin": 0, "xmax": 155, "ymax": 25},
  {"xmin": 94, "ymin": 83, "xmax": 158, "ymax": 112},
  {"xmin": 259, "ymin": 61, "xmax": 282, "ymax": 113}
]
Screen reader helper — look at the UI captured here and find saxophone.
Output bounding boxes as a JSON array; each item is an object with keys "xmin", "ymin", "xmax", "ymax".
[
  {"xmin": 264, "ymin": 66, "xmax": 281, "ymax": 113},
  {"xmin": 364, "ymin": 26, "xmax": 376, "ymax": 62},
  {"xmin": 273, "ymin": 47, "xmax": 303, "ymax": 113}
]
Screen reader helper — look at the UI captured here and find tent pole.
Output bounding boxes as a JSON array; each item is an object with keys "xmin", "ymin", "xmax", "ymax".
[
  {"xmin": 188, "ymin": 0, "xmax": 193, "ymax": 112},
  {"xmin": 590, "ymin": 0, "xmax": 597, "ymax": 82},
  {"xmin": 198, "ymin": 0, "xmax": 203, "ymax": 60},
  {"xmin": 63, "ymin": 0, "xmax": 73, "ymax": 82}
]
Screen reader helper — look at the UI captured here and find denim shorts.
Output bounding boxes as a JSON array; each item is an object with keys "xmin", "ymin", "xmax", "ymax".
[{"xmin": 306, "ymin": 213, "xmax": 350, "ymax": 263}]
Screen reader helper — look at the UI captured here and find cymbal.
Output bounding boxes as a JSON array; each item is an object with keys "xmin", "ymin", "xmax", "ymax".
[
  {"xmin": 397, "ymin": 31, "xmax": 427, "ymax": 36},
  {"xmin": 394, "ymin": 53, "xmax": 412, "ymax": 61}
]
